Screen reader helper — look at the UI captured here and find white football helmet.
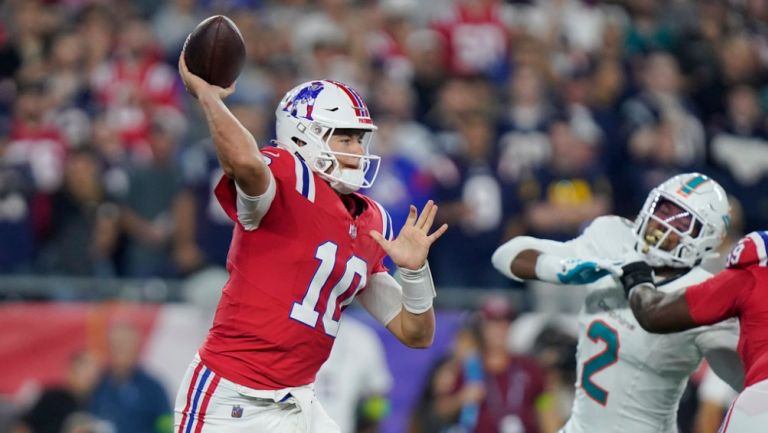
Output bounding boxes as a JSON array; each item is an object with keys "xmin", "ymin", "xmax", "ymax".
[
  {"xmin": 633, "ymin": 173, "xmax": 730, "ymax": 268},
  {"xmin": 274, "ymin": 80, "xmax": 380, "ymax": 194}
]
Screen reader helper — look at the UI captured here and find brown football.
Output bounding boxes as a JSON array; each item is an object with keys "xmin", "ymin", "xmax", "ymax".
[{"xmin": 183, "ymin": 15, "xmax": 246, "ymax": 88}]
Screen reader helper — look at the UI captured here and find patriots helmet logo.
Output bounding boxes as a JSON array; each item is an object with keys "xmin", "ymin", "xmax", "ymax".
[{"xmin": 283, "ymin": 81, "xmax": 325, "ymax": 120}]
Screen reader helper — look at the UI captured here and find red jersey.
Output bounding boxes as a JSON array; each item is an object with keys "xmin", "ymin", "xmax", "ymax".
[
  {"xmin": 432, "ymin": 3, "xmax": 509, "ymax": 75},
  {"xmin": 200, "ymin": 147, "xmax": 394, "ymax": 390},
  {"xmin": 685, "ymin": 231, "xmax": 768, "ymax": 387}
]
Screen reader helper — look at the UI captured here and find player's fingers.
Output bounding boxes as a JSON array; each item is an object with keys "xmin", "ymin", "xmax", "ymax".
[
  {"xmin": 415, "ymin": 200, "xmax": 434, "ymax": 228},
  {"xmin": 368, "ymin": 230, "xmax": 389, "ymax": 249},
  {"xmin": 421, "ymin": 202, "xmax": 438, "ymax": 232},
  {"xmin": 404, "ymin": 205, "xmax": 417, "ymax": 227},
  {"xmin": 427, "ymin": 223, "xmax": 448, "ymax": 243},
  {"xmin": 221, "ymin": 81, "xmax": 237, "ymax": 98}
]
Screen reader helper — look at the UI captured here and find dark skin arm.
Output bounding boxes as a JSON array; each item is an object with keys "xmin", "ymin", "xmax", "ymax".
[
  {"xmin": 628, "ymin": 284, "xmax": 699, "ymax": 333},
  {"xmin": 509, "ymin": 249, "xmax": 541, "ymax": 280},
  {"xmin": 514, "ymin": 247, "xmax": 699, "ymax": 334}
]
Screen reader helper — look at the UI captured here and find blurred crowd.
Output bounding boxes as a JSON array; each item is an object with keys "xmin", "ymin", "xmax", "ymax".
[
  {"xmin": 9, "ymin": 322, "xmax": 172, "ymax": 433},
  {"xmin": 0, "ymin": 0, "xmax": 767, "ymax": 290}
]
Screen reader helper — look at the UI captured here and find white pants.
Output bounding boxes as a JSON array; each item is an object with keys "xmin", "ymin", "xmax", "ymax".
[
  {"xmin": 174, "ymin": 354, "xmax": 340, "ymax": 433},
  {"xmin": 719, "ymin": 378, "xmax": 768, "ymax": 433}
]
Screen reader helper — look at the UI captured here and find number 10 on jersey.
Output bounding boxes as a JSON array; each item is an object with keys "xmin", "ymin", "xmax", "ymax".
[{"xmin": 290, "ymin": 241, "xmax": 367, "ymax": 337}]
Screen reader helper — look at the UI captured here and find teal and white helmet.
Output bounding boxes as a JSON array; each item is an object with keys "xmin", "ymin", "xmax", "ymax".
[{"xmin": 633, "ymin": 173, "xmax": 730, "ymax": 268}]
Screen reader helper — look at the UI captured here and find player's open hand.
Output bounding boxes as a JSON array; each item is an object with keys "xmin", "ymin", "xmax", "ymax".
[
  {"xmin": 369, "ymin": 200, "xmax": 448, "ymax": 271},
  {"xmin": 178, "ymin": 49, "xmax": 236, "ymax": 100}
]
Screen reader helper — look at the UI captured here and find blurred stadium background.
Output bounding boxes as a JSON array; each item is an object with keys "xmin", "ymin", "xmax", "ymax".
[{"xmin": 0, "ymin": 0, "xmax": 766, "ymax": 432}]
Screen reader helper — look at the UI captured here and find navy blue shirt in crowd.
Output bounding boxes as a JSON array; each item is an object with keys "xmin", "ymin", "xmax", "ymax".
[{"xmin": 90, "ymin": 368, "xmax": 171, "ymax": 433}]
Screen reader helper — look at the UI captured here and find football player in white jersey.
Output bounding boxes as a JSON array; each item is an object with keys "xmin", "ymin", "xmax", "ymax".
[{"xmin": 491, "ymin": 173, "xmax": 743, "ymax": 433}]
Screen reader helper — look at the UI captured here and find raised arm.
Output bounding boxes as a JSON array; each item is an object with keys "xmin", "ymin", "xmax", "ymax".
[
  {"xmin": 491, "ymin": 236, "xmax": 623, "ymax": 285},
  {"xmin": 363, "ymin": 201, "xmax": 448, "ymax": 348},
  {"xmin": 178, "ymin": 51, "xmax": 269, "ymax": 196}
]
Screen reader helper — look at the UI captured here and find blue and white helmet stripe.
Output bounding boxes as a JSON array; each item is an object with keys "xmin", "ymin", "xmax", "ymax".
[
  {"xmin": 373, "ymin": 200, "xmax": 394, "ymax": 241},
  {"xmin": 747, "ymin": 231, "xmax": 768, "ymax": 266},
  {"xmin": 293, "ymin": 154, "xmax": 316, "ymax": 202}
]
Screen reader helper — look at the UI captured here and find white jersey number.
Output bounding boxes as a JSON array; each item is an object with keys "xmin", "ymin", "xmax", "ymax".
[
  {"xmin": 581, "ymin": 320, "xmax": 620, "ymax": 406},
  {"xmin": 290, "ymin": 241, "xmax": 367, "ymax": 337}
]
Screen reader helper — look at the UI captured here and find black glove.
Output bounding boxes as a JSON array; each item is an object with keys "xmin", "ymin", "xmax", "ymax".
[{"xmin": 620, "ymin": 261, "xmax": 654, "ymax": 298}]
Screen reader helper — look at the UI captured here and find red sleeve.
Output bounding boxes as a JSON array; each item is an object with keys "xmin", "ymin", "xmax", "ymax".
[
  {"xmin": 213, "ymin": 174, "xmax": 239, "ymax": 223},
  {"xmin": 212, "ymin": 147, "xmax": 291, "ymax": 225},
  {"xmin": 372, "ymin": 260, "xmax": 388, "ymax": 274},
  {"xmin": 684, "ymin": 268, "xmax": 754, "ymax": 325}
]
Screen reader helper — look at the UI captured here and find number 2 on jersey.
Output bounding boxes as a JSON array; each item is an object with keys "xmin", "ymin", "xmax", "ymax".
[
  {"xmin": 290, "ymin": 241, "xmax": 367, "ymax": 337},
  {"xmin": 581, "ymin": 320, "xmax": 620, "ymax": 406}
]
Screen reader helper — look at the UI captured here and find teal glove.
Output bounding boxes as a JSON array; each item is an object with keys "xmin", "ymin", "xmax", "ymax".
[
  {"xmin": 536, "ymin": 255, "xmax": 624, "ymax": 285},
  {"xmin": 557, "ymin": 258, "xmax": 624, "ymax": 284}
]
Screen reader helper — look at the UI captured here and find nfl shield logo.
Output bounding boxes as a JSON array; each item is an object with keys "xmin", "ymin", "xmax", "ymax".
[
  {"xmin": 349, "ymin": 224, "xmax": 357, "ymax": 239},
  {"xmin": 231, "ymin": 405, "xmax": 243, "ymax": 418}
]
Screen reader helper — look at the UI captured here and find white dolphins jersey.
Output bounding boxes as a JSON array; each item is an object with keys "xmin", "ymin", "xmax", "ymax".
[{"xmin": 537, "ymin": 217, "xmax": 742, "ymax": 433}]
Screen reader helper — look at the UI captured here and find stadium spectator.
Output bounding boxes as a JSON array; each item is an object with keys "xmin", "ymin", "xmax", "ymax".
[
  {"xmin": 12, "ymin": 351, "xmax": 101, "ymax": 433},
  {"xmin": 91, "ymin": 17, "xmax": 181, "ymax": 156},
  {"xmin": 497, "ymin": 65, "xmax": 555, "ymax": 183},
  {"xmin": 119, "ymin": 115, "xmax": 184, "ymax": 277},
  {"xmin": 316, "ymin": 316, "xmax": 393, "ymax": 433},
  {"xmin": 435, "ymin": 296, "xmax": 561, "ymax": 433},
  {"xmin": 37, "ymin": 149, "xmax": 119, "ymax": 277},
  {"xmin": 529, "ymin": 325, "xmax": 578, "ymax": 423},
  {"xmin": 517, "ymin": 115, "xmax": 611, "ymax": 242},
  {"xmin": 408, "ymin": 323, "xmax": 486, "ymax": 433},
  {"xmin": 151, "ymin": 0, "xmax": 201, "ymax": 61},
  {"xmin": 707, "ymin": 85, "xmax": 768, "ymax": 232},
  {"xmin": 431, "ymin": 0, "xmax": 509, "ymax": 78},
  {"xmin": 432, "ymin": 113, "xmax": 517, "ymax": 288},
  {"xmin": 89, "ymin": 323, "xmax": 172, "ymax": 433},
  {"xmin": 623, "ymin": 0, "xmax": 678, "ymax": 58}
]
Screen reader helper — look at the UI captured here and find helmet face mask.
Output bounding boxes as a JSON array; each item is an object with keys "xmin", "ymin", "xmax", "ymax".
[
  {"xmin": 633, "ymin": 173, "xmax": 730, "ymax": 268},
  {"xmin": 274, "ymin": 80, "xmax": 380, "ymax": 194}
]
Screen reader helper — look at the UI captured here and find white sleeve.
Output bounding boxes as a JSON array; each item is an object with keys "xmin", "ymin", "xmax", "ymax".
[
  {"xmin": 491, "ymin": 216, "xmax": 636, "ymax": 281},
  {"xmin": 491, "ymin": 235, "xmax": 586, "ymax": 282},
  {"xmin": 235, "ymin": 171, "xmax": 276, "ymax": 231},
  {"xmin": 698, "ymin": 366, "xmax": 738, "ymax": 405},
  {"xmin": 694, "ymin": 319, "xmax": 744, "ymax": 392},
  {"xmin": 356, "ymin": 272, "xmax": 403, "ymax": 326}
]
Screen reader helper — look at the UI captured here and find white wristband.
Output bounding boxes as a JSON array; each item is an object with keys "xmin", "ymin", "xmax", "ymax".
[
  {"xmin": 399, "ymin": 261, "xmax": 436, "ymax": 314},
  {"xmin": 534, "ymin": 253, "xmax": 566, "ymax": 284}
]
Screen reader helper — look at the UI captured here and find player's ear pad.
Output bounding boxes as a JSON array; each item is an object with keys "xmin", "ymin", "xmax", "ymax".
[{"xmin": 620, "ymin": 261, "xmax": 654, "ymax": 297}]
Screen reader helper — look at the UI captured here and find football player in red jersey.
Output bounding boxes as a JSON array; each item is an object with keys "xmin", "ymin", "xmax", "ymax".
[
  {"xmin": 175, "ymin": 52, "xmax": 447, "ymax": 433},
  {"xmin": 620, "ymin": 232, "xmax": 768, "ymax": 433}
]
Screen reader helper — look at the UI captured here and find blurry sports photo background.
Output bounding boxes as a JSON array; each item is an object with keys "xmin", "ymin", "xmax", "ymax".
[{"xmin": 0, "ymin": 0, "xmax": 766, "ymax": 433}]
